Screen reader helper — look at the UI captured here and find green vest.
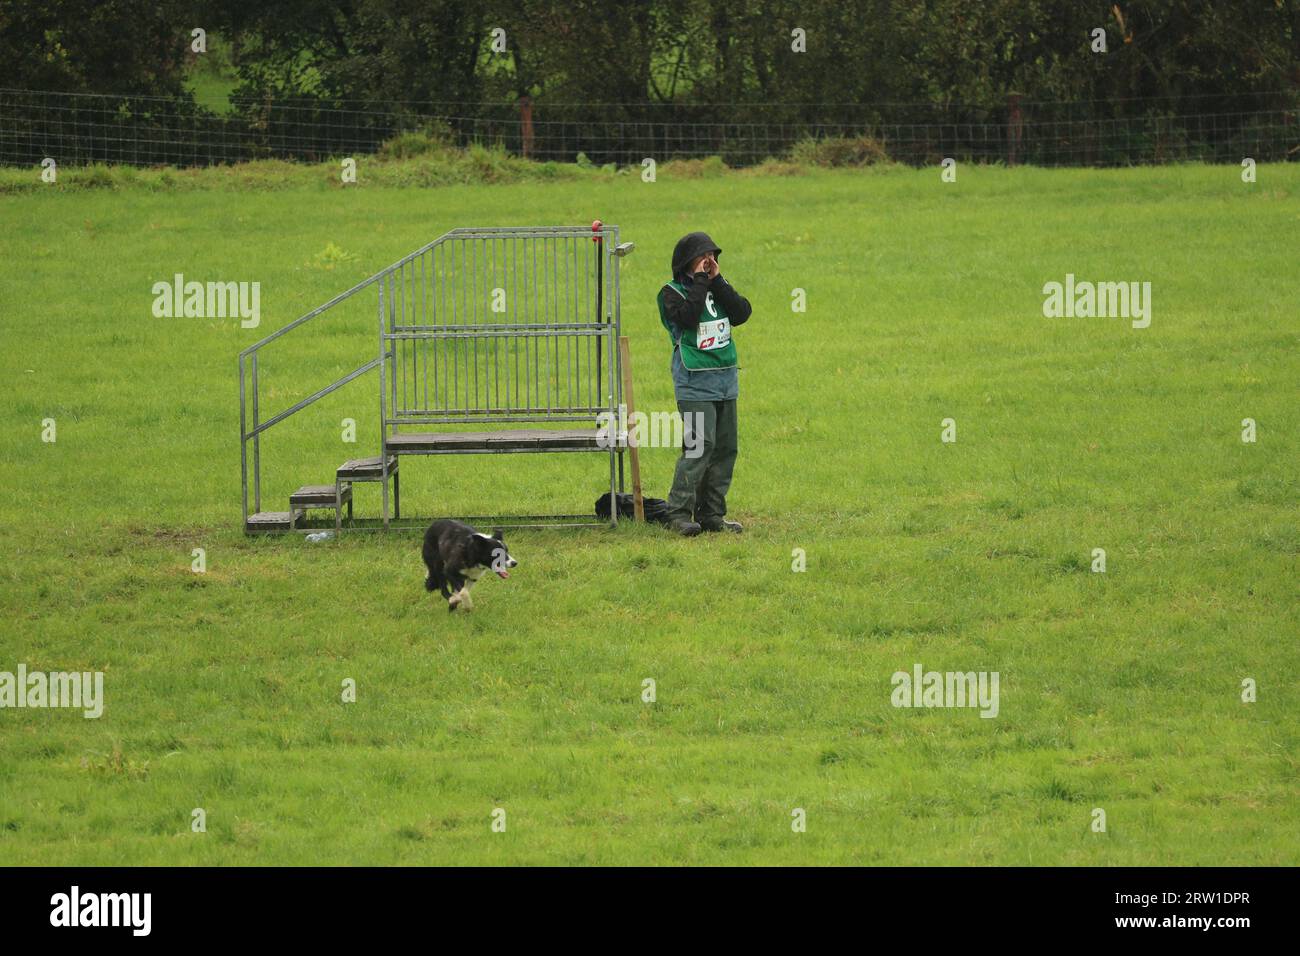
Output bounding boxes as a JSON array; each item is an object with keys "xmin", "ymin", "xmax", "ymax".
[{"xmin": 660, "ymin": 280, "xmax": 738, "ymax": 371}]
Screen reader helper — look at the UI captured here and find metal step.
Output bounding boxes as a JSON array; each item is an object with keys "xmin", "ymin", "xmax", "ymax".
[
  {"xmin": 289, "ymin": 484, "xmax": 352, "ymax": 509},
  {"xmin": 245, "ymin": 509, "xmax": 304, "ymax": 533},
  {"xmin": 336, "ymin": 455, "xmax": 398, "ymax": 480}
]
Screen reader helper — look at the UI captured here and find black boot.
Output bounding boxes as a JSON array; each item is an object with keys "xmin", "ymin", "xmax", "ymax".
[{"xmin": 699, "ymin": 519, "xmax": 743, "ymax": 533}]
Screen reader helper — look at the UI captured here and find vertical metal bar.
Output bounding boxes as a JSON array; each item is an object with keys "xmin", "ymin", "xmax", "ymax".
[
  {"xmin": 239, "ymin": 353, "xmax": 248, "ymax": 524},
  {"xmin": 585, "ymin": 230, "xmax": 592, "ymax": 412},
  {"xmin": 436, "ymin": 244, "xmax": 441, "ymax": 413},
  {"xmin": 532, "ymin": 237, "xmax": 540, "ymax": 409},
  {"xmin": 525, "ymin": 234, "xmax": 531, "ymax": 412},
  {"xmin": 406, "ymin": 260, "xmax": 414, "ymax": 416},
  {"xmin": 252, "ymin": 351, "xmax": 261, "ymax": 513},
  {"xmin": 554, "ymin": 234, "xmax": 561, "ymax": 414},
  {"xmin": 546, "ymin": 236, "xmax": 553, "ymax": 414},
  {"xmin": 613, "ymin": 226, "xmax": 625, "ymax": 493},
  {"xmin": 462, "ymin": 237, "xmax": 469, "ymax": 414},
  {"xmin": 421, "ymin": 251, "xmax": 428, "ymax": 413},
  {"xmin": 441, "ymin": 240, "xmax": 448, "ymax": 414},
  {"xmin": 609, "ymin": 314, "xmax": 618, "ymax": 531},
  {"xmin": 488, "ymin": 237, "xmax": 494, "ymax": 412},
  {"xmin": 389, "ymin": 273, "xmax": 397, "ymax": 430},
  {"xmin": 409, "ymin": 259, "xmax": 416, "ymax": 415},
  {"xmin": 595, "ymin": 225, "xmax": 603, "ymax": 409},
  {"xmin": 453, "ymin": 239, "xmax": 460, "ymax": 413},
  {"xmin": 451, "ymin": 238, "xmax": 457, "ymax": 414},
  {"xmin": 572, "ymin": 233, "xmax": 580, "ymax": 413},
  {"xmin": 546, "ymin": 236, "xmax": 553, "ymax": 416},
  {"xmin": 566, "ymin": 235, "xmax": 573, "ymax": 414},
  {"xmin": 379, "ymin": 277, "xmax": 389, "ymax": 527},
  {"xmin": 405, "ymin": 265, "xmax": 410, "ymax": 421},
  {"xmin": 493, "ymin": 237, "xmax": 500, "ymax": 413},
  {"xmin": 505, "ymin": 236, "xmax": 512, "ymax": 412},
  {"xmin": 535, "ymin": 235, "xmax": 542, "ymax": 416},
  {"xmin": 394, "ymin": 263, "xmax": 401, "ymax": 418},
  {"xmin": 472, "ymin": 237, "xmax": 479, "ymax": 415},
  {"xmin": 557, "ymin": 235, "xmax": 563, "ymax": 413},
  {"xmin": 613, "ymin": 226, "xmax": 623, "ymax": 413},
  {"xmin": 512, "ymin": 234, "xmax": 520, "ymax": 412},
  {"xmin": 395, "ymin": 263, "xmax": 403, "ymax": 418},
  {"xmin": 518, "ymin": 234, "xmax": 525, "ymax": 411},
  {"xmin": 498, "ymin": 237, "xmax": 504, "ymax": 413}
]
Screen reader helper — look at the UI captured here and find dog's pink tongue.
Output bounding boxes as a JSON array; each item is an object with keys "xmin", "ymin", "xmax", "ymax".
[{"xmin": 496, "ymin": 569, "xmax": 510, "ymax": 580}]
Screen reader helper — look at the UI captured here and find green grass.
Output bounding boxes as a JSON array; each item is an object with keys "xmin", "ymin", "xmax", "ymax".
[
  {"xmin": 0, "ymin": 147, "xmax": 751, "ymax": 196},
  {"xmin": 0, "ymin": 161, "xmax": 1296, "ymax": 865}
]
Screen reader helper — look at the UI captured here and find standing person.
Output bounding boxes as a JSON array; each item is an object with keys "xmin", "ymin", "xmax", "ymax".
[{"xmin": 657, "ymin": 232, "xmax": 752, "ymax": 536}]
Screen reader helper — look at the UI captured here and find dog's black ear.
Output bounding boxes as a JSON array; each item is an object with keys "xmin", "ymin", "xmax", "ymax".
[{"xmin": 493, "ymin": 526, "xmax": 505, "ymax": 541}]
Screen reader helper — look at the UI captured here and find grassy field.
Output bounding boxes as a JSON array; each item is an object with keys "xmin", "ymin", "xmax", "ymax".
[{"xmin": 0, "ymin": 160, "xmax": 1296, "ymax": 865}]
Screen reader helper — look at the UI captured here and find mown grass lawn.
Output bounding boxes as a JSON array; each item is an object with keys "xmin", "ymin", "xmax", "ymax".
[{"xmin": 0, "ymin": 161, "xmax": 1296, "ymax": 864}]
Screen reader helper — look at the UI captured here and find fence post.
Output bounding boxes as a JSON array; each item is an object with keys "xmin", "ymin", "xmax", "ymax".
[
  {"xmin": 518, "ymin": 95, "xmax": 534, "ymax": 159},
  {"xmin": 618, "ymin": 336, "xmax": 644, "ymax": 522},
  {"xmin": 1007, "ymin": 92, "xmax": 1023, "ymax": 166}
]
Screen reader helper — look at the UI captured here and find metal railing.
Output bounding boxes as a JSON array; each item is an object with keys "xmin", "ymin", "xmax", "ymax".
[
  {"xmin": 237, "ymin": 267, "xmax": 390, "ymax": 524},
  {"xmin": 380, "ymin": 226, "xmax": 623, "ymax": 426}
]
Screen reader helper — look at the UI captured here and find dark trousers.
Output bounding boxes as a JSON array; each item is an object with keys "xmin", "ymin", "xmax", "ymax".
[{"xmin": 666, "ymin": 399, "xmax": 738, "ymax": 525}]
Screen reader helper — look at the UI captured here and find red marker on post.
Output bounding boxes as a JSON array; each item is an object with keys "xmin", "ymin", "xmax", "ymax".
[{"xmin": 591, "ymin": 219, "xmax": 603, "ymax": 244}]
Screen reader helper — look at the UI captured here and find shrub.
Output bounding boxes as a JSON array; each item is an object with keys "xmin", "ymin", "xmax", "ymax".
[
  {"xmin": 743, "ymin": 158, "xmax": 805, "ymax": 177},
  {"xmin": 787, "ymin": 135, "xmax": 889, "ymax": 168},
  {"xmin": 659, "ymin": 156, "xmax": 729, "ymax": 179},
  {"xmin": 377, "ymin": 123, "xmax": 456, "ymax": 160},
  {"xmin": 78, "ymin": 165, "xmax": 118, "ymax": 189}
]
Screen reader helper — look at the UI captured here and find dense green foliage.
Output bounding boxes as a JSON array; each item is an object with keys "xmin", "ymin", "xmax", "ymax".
[
  {"xmin": 4, "ymin": 2, "xmax": 1296, "ymax": 166},
  {"xmin": 7, "ymin": 1, "xmax": 1295, "ymax": 107}
]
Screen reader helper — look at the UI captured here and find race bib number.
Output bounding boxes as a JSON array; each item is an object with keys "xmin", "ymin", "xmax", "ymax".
[{"xmin": 695, "ymin": 293, "xmax": 730, "ymax": 351}]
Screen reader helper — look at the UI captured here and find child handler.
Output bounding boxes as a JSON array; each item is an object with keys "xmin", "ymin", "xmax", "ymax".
[{"xmin": 657, "ymin": 231, "xmax": 753, "ymax": 536}]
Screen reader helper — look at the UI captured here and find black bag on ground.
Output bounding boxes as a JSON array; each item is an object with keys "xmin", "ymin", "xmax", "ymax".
[{"xmin": 595, "ymin": 492, "xmax": 670, "ymax": 524}]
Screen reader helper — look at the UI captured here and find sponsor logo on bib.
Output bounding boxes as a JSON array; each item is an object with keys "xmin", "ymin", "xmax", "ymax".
[{"xmin": 696, "ymin": 317, "xmax": 730, "ymax": 351}]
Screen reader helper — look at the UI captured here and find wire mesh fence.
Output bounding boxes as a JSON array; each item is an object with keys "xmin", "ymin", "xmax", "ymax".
[{"xmin": 2, "ymin": 88, "xmax": 1295, "ymax": 169}]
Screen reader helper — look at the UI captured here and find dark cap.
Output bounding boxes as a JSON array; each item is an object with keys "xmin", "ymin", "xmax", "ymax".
[{"xmin": 671, "ymin": 232, "xmax": 722, "ymax": 278}]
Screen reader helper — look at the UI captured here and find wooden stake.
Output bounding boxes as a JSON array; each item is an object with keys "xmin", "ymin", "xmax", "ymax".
[{"xmin": 618, "ymin": 335, "xmax": 645, "ymax": 522}]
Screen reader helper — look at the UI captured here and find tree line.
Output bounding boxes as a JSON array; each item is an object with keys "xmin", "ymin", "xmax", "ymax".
[{"xmin": 3, "ymin": 0, "xmax": 1296, "ymax": 166}]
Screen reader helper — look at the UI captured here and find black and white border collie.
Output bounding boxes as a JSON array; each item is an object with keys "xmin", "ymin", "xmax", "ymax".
[{"xmin": 422, "ymin": 519, "xmax": 518, "ymax": 612}]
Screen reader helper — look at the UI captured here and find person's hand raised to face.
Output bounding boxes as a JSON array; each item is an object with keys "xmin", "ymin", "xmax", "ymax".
[{"xmin": 689, "ymin": 253, "xmax": 720, "ymax": 281}]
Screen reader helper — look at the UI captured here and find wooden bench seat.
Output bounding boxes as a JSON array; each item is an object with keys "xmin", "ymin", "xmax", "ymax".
[{"xmin": 386, "ymin": 429, "xmax": 604, "ymax": 453}]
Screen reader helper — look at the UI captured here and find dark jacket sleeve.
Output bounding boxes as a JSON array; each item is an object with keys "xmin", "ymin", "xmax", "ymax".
[
  {"xmin": 662, "ymin": 272, "xmax": 752, "ymax": 331},
  {"xmin": 710, "ymin": 274, "xmax": 752, "ymax": 326},
  {"xmin": 661, "ymin": 272, "xmax": 714, "ymax": 332}
]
